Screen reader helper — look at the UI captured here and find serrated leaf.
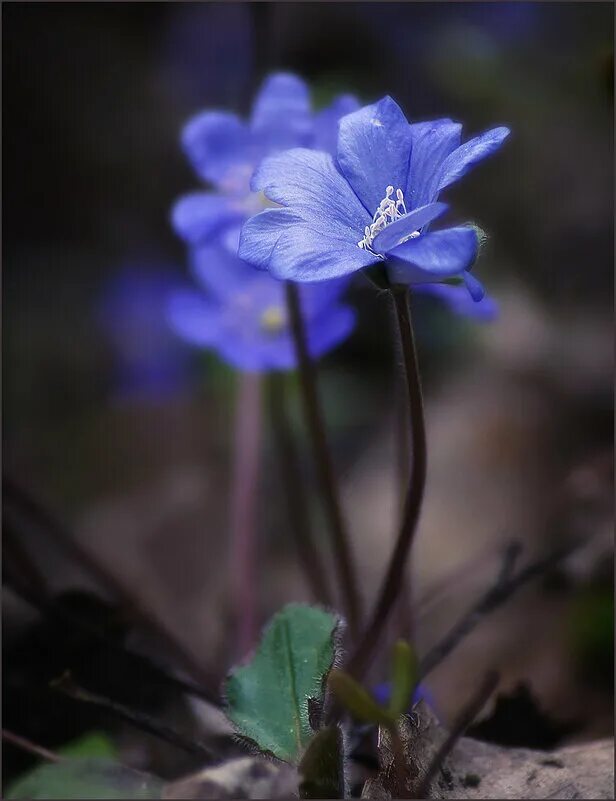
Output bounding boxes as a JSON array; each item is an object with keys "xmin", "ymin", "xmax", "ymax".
[
  {"xmin": 388, "ymin": 640, "xmax": 418, "ymax": 719},
  {"xmin": 299, "ymin": 726, "xmax": 345, "ymax": 800},
  {"xmin": 328, "ymin": 670, "xmax": 393, "ymax": 727},
  {"xmin": 6, "ymin": 758, "xmax": 163, "ymax": 800},
  {"xmin": 224, "ymin": 603, "xmax": 340, "ymax": 763}
]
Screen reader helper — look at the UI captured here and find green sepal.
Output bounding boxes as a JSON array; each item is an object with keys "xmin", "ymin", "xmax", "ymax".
[
  {"xmin": 388, "ymin": 640, "xmax": 418, "ymax": 719},
  {"xmin": 328, "ymin": 669, "xmax": 393, "ymax": 726}
]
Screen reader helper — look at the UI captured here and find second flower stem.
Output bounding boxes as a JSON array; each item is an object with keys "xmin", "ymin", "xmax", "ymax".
[
  {"xmin": 230, "ymin": 371, "xmax": 262, "ymax": 660},
  {"xmin": 267, "ymin": 372, "xmax": 334, "ymax": 607},
  {"xmin": 348, "ymin": 286, "xmax": 426, "ymax": 679},
  {"xmin": 285, "ymin": 281, "xmax": 361, "ymax": 637}
]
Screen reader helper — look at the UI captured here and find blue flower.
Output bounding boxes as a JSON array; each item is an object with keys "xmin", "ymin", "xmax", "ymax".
[
  {"xmin": 166, "ymin": 244, "xmax": 355, "ymax": 373},
  {"xmin": 415, "ymin": 282, "xmax": 499, "ymax": 322},
  {"xmin": 97, "ymin": 264, "xmax": 191, "ymax": 401},
  {"xmin": 239, "ymin": 96, "xmax": 509, "ymax": 300},
  {"xmin": 372, "ymin": 681, "xmax": 439, "ymax": 717},
  {"xmin": 172, "ymin": 73, "xmax": 359, "ymax": 250}
]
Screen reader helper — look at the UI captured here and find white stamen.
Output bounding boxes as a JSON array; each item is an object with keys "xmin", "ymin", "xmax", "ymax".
[{"xmin": 358, "ymin": 186, "xmax": 409, "ymax": 252}]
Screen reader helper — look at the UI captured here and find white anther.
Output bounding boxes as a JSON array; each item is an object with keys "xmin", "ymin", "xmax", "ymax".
[{"xmin": 357, "ymin": 187, "xmax": 409, "ymax": 254}]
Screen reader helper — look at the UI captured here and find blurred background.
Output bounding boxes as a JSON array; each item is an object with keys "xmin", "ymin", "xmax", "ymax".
[{"xmin": 3, "ymin": 1, "xmax": 613, "ymax": 790}]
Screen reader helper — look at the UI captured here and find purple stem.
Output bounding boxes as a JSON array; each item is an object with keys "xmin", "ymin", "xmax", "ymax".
[{"xmin": 230, "ymin": 371, "xmax": 263, "ymax": 660}]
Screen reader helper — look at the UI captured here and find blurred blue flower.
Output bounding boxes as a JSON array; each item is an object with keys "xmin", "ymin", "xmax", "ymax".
[
  {"xmin": 239, "ymin": 96, "xmax": 509, "ymax": 299},
  {"xmin": 415, "ymin": 282, "xmax": 499, "ymax": 322},
  {"xmin": 372, "ymin": 682, "xmax": 438, "ymax": 716},
  {"xmin": 97, "ymin": 265, "xmax": 190, "ymax": 401},
  {"xmin": 172, "ymin": 73, "xmax": 359, "ymax": 250},
  {"xmin": 166, "ymin": 245, "xmax": 355, "ymax": 373}
]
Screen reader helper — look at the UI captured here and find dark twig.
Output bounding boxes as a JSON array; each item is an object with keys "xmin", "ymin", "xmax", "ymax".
[
  {"xmin": 2, "ymin": 555, "xmax": 220, "ymax": 708},
  {"xmin": 51, "ymin": 672, "xmax": 215, "ymax": 761},
  {"xmin": 414, "ymin": 670, "xmax": 500, "ymax": 799},
  {"xmin": 419, "ymin": 541, "xmax": 577, "ymax": 680},
  {"xmin": 349, "ymin": 287, "xmax": 426, "ymax": 679},
  {"xmin": 268, "ymin": 372, "xmax": 334, "ymax": 606},
  {"xmin": 285, "ymin": 281, "xmax": 361, "ymax": 636},
  {"xmin": 3, "ymin": 475, "xmax": 216, "ymax": 690},
  {"xmin": 2, "ymin": 729, "xmax": 63, "ymax": 763}
]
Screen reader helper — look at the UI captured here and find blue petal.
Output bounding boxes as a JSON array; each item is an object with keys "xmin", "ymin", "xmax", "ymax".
[
  {"xmin": 337, "ymin": 96, "xmax": 413, "ymax": 215},
  {"xmin": 247, "ymin": 303, "xmax": 355, "ymax": 371},
  {"xmin": 217, "ymin": 336, "xmax": 285, "ymax": 373},
  {"xmin": 239, "ymin": 207, "xmax": 308, "ymax": 270},
  {"xmin": 171, "ymin": 193, "xmax": 244, "ymax": 246},
  {"xmin": 371, "ymin": 202, "xmax": 448, "ymax": 254},
  {"xmin": 387, "ymin": 227, "xmax": 479, "ymax": 284},
  {"xmin": 462, "ymin": 270, "xmax": 486, "ymax": 301},
  {"xmin": 251, "ymin": 148, "xmax": 369, "ymax": 239},
  {"xmin": 190, "ymin": 244, "xmax": 259, "ymax": 300},
  {"xmin": 415, "ymin": 282, "xmax": 499, "ymax": 321},
  {"xmin": 250, "ymin": 73, "xmax": 312, "ymax": 150},
  {"xmin": 166, "ymin": 289, "xmax": 223, "ymax": 346},
  {"xmin": 269, "ymin": 225, "xmax": 379, "ymax": 282},
  {"xmin": 299, "ymin": 277, "xmax": 353, "ymax": 318},
  {"xmin": 313, "ymin": 94, "xmax": 360, "ymax": 155},
  {"xmin": 181, "ymin": 111, "xmax": 254, "ymax": 189},
  {"xmin": 407, "ymin": 120, "xmax": 462, "ymax": 208},
  {"xmin": 436, "ymin": 127, "xmax": 511, "ymax": 194},
  {"xmin": 307, "ymin": 304, "xmax": 356, "ymax": 359},
  {"xmin": 220, "ymin": 223, "xmax": 243, "ymax": 254}
]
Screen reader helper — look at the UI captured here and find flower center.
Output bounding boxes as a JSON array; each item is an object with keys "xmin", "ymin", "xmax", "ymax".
[
  {"xmin": 260, "ymin": 305, "xmax": 286, "ymax": 334},
  {"xmin": 358, "ymin": 186, "xmax": 413, "ymax": 254}
]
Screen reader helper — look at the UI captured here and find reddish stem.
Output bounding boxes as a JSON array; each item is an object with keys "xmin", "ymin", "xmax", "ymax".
[{"xmin": 230, "ymin": 371, "xmax": 263, "ymax": 659}]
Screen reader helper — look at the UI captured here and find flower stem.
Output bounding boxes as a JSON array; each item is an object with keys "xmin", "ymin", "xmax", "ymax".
[
  {"xmin": 267, "ymin": 372, "xmax": 334, "ymax": 607},
  {"xmin": 285, "ymin": 281, "xmax": 361, "ymax": 637},
  {"xmin": 348, "ymin": 286, "xmax": 426, "ymax": 679},
  {"xmin": 230, "ymin": 371, "xmax": 262, "ymax": 659},
  {"xmin": 395, "ymin": 372, "xmax": 415, "ymax": 641}
]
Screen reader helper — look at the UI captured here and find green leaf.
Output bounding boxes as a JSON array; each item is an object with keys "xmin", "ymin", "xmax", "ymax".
[
  {"xmin": 224, "ymin": 603, "xmax": 340, "ymax": 763},
  {"xmin": 328, "ymin": 670, "xmax": 393, "ymax": 727},
  {"xmin": 6, "ymin": 759, "xmax": 163, "ymax": 800},
  {"xmin": 298, "ymin": 726, "xmax": 345, "ymax": 800},
  {"xmin": 57, "ymin": 732, "xmax": 119, "ymax": 761},
  {"xmin": 388, "ymin": 640, "xmax": 418, "ymax": 719}
]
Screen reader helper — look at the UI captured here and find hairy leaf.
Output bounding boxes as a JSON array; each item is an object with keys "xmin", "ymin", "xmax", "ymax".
[{"xmin": 225, "ymin": 603, "xmax": 340, "ymax": 762}]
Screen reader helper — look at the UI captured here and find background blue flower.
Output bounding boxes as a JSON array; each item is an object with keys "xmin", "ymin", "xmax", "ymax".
[
  {"xmin": 372, "ymin": 681, "xmax": 439, "ymax": 718},
  {"xmin": 166, "ymin": 245, "xmax": 355, "ymax": 373},
  {"xmin": 239, "ymin": 96, "xmax": 509, "ymax": 298},
  {"xmin": 172, "ymin": 73, "xmax": 359, "ymax": 252},
  {"xmin": 97, "ymin": 264, "xmax": 191, "ymax": 401}
]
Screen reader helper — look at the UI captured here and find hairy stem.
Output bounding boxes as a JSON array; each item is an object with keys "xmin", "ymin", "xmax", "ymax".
[
  {"xmin": 349, "ymin": 287, "xmax": 426, "ymax": 679},
  {"xmin": 268, "ymin": 372, "xmax": 334, "ymax": 607},
  {"xmin": 285, "ymin": 281, "xmax": 361, "ymax": 636},
  {"xmin": 230, "ymin": 372, "xmax": 263, "ymax": 660}
]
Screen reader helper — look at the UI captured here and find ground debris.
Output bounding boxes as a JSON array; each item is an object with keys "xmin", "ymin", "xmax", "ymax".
[
  {"xmin": 163, "ymin": 756, "xmax": 298, "ymax": 800},
  {"xmin": 362, "ymin": 702, "xmax": 614, "ymax": 800}
]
